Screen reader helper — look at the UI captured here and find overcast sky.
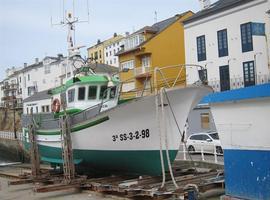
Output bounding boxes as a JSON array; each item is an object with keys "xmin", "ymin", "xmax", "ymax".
[{"xmin": 0, "ymin": 0, "xmax": 216, "ymax": 81}]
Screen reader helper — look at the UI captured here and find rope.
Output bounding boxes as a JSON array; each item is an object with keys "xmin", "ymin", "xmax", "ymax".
[
  {"xmin": 163, "ymin": 89, "xmax": 198, "ymax": 174},
  {"xmin": 155, "ymin": 91, "xmax": 166, "ymax": 188},
  {"xmin": 160, "ymin": 88, "xmax": 179, "ymax": 188}
]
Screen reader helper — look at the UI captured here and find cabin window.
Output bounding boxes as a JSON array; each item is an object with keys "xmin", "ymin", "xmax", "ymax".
[
  {"xmin": 68, "ymin": 89, "xmax": 75, "ymax": 103},
  {"xmin": 88, "ymin": 86, "xmax": 97, "ymax": 100},
  {"xmin": 100, "ymin": 86, "xmax": 108, "ymax": 100},
  {"xmin": 78, "ymin": 87, "xmax": 86, "ymax": 100},
  {"xmin": 110, "ymin": 86, "xmax": 117, "ymax": 99}
]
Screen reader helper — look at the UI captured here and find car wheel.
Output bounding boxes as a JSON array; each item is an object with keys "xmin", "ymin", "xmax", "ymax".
[
  {"xmin": 216, "ymin": 146, "xmax": 223, "ymax": 155},
  {"xmin": 188, "ymin": 145, "xmax": 195, "ymax": 153}
]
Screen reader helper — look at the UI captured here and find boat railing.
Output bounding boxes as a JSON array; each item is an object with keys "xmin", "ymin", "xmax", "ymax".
[{"xmin": 120, "ymin": 64, "xmax": 204, "ymax": 98}]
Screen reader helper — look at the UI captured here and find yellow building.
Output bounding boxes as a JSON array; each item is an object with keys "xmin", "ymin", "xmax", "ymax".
[
  {"xmin": 87, "ymin": 33, "xmax": 124, "ymax": 65},
  {"xmin": 117, "ymin": 11, "xmax": 193, "ymax": 99}
]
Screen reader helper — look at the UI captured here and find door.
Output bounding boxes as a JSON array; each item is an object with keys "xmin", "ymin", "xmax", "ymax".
[
  {"xmin": 243, "ymin": 61, "xmax": 255, "ymax": 87},
  {"xmin": 219, "ymin": 65, "xmax": 230, "ymax": 91}
]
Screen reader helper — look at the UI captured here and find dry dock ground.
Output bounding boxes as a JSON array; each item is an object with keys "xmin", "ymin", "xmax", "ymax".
[
  {"xmin": 0, "ymin": 166, "xmax": 128, "ymax": 200},
  {"xmin": 0, "ymin": 177, "xmax": 129, "ymax": 200}
]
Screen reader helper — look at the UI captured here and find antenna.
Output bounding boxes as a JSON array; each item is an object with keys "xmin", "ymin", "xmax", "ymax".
[
  {"xmin": 154, "ymin": 11, "xmax": 158, "ymax": 23},
  {"xmin": 51, "ymin": 0, "xmax": 90, "ymax": 80}
]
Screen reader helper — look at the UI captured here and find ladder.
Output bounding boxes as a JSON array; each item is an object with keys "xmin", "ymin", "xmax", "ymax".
[{"xmin": 60, "ymin": 115, "xmax": 75, "ymax": 183}]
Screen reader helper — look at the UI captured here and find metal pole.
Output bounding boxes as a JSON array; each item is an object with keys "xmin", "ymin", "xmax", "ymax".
[{"xmin": 13, "ymin": 98, "xmax": 17, "ymax": 139}]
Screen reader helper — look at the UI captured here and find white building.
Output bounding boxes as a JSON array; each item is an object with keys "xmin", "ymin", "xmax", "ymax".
[
  {"xmin": 184, "ymin": 0, "xmax": 270, "ymax": 92},
  {"xmin": 104, "ymin": 34, "xmax": 124, "ymax": 67},
  {"xmin": 19, "ymin": 55, "xmax": 67, "ymax": 100}
]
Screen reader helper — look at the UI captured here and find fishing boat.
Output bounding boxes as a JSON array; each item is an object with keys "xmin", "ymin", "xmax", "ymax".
[
  {"xmin": 203, "ymin": 83, "xmax": 270, "ymax": 199},
  {"xmin": 21, "ymin": 9, "xmax": 212, "ymax": 176},
  {"xmin": 22, "ymin": 66, "xmax": 212, "ymax": 175}
]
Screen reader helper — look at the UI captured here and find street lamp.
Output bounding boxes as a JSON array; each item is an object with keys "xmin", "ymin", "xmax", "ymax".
[{"xmin": 254, "ymin": 52, "xmax": 262, "ymax": 84}]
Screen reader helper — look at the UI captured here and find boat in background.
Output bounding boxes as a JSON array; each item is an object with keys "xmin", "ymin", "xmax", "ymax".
[{"xmin": 203, "ymin": 83, "xmax": 270, "ymax": 200}]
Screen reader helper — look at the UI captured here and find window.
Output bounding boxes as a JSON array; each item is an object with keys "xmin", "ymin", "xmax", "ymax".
[
  {"xmin": 88, "ymin": 86, "xmax": 97, "ymax": 100},
  {"xmin": 197, "ymin": 35, "xmax": 206, "ymax": 61},
  {"xmin": 110, "ymin": 86, "xmax": 116, "ymax": 99},
  {"xmin": 27, "ymin": 107, "xmax": 29, "ymax": 114},
  {"xmin": 42, "ymin": 106, "xmax": 45, "ymax": 113},
  {"xmin": 114, "ymin": 58, "xmax": 116, "ymax": 64},
  {"xmin": 217, "ymin": 29, "xmax": 228, "ymax": 57},
  {"xmin": 45, "ymin": 65, "xmax": 51, "ymax": 74},
  {"xmin": 100, "ymin": 86, "xmax": 108, "ymax": 99},
  {"xmin": 36, "ymin": 106, "xmax": 38, "ymax": 113},
  {"xmin": 68, "ymin": 89, "xmax": 75, "ymax": 103},
  {"xmin": 209, "ymin": 132, "xmax": 219, "ymax": 140},
  {"xmin": 142, "ymin": 56, "xmax": 150, "ymax": 67},
  {"xmin": 190, "ymin": 135, "xmax": 203, "ymax": 140},
  {"xmin": 28, "ymin": 74, "xmax": 30, "ymax": 81},
  {"xmin": 78, "ymin": 87, "xmax": 86, "ymax": 100},
  {"xmin": 99, "ymin": 50, "xmax": 102, "ymax": 59},
  {"xmin": 121, "ymin": 60, "xmax": 134, "ymax": 70},
  {"xmin": 19, "ymin": 77, "xmax": 21, "ymax": 83},
  {"xmin": 106, "ymin": 52, "xmax": 108, "ymax": 57},
  {"xmin": 201, "ymin": 113, "xmax": 210, "ymax": 129},
  {"xmin": 94, "ymin": 52, "xmax": 98, "ymax": 59},
  {"xmin": 241, "ymin": 22, "xmax": 253, "ymax": 52},
  {"xmin": 46, "ymin": 105, "xmax": 50, "ymax": 112},
  {"xmin": 243, "ymin": 61, "xmax": 255, "ymax": 87}
]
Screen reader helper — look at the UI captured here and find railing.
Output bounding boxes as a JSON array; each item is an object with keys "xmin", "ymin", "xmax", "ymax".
[
  {"xmin": 1, "ymin": 96, "xmax": 16, "ymax": 101},
  {"xmin": 178, "ymin": 143, "xmax": 224, "ymax": 164},
  {"xmin": 0, "ymin": 131, "xmax": 23, "ymax": 141},
  {"xmin": 1, "ymin": 83, "xmax": 18, "ymax": 91},
  {"xmin": 134, "ymin": 66, "xmax": 151, "ymax": 77},
  {"xmin": 208, "ymin": 74, "xmax": 270, "ymax": 92},
  {"xmin": 121, "ymin": 64, "xmax": 201, "ymax": 99}
]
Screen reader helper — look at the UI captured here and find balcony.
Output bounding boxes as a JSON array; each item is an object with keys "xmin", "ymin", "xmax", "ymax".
[
  {"xmin": 134, "ymin": 66, "xmax": 152, "ymax": 79},
  {"xmin": 208, "ymin": 74, "xmax": 270, "ymax": 92},
  {"xmin": 1, "ymin": 96, "xmax": 16, "ymax": 101},
  {"xmin": 1, "ymin": 83, "xmax": 18, "ymax": 91}
]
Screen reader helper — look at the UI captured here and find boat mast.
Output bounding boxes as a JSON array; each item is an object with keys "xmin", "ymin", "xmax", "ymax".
[{"xmin": 51, "ymin": 0, "xmax": 89, "ymax": 80}]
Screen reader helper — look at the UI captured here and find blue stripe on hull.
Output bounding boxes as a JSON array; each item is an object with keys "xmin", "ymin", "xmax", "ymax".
[{"xmin": 224, "ymin": 149, "xmax": 270, "ymax": 200}]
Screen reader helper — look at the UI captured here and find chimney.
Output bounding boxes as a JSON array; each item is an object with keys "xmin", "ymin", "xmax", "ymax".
[
  {"xmin": 199, "ymin": 0, "xmax": 211, "ymax": 10},
  {"xmin": 97, "ymin": 39, "xmax": 101, "ymax": 44},
  {"xmin": 113, "ymin": 32, "xmax": 117, "ymax": 37},
  {"xmin": 24, "ymin": 63, "xmax": 27, "ymax": 68},
  {"xmin": 125, "ymin": 32, "xmax": 130, "ymax": 36},
  {"xmin": 35, "ymin": 58, "xmax": 39, "ymax": 64}
]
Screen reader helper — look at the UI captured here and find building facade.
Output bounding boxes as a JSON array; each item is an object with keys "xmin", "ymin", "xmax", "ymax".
[
  {"xmin": 184, "ymin": 0, "xmax": 270, "ymax": 91},
  {"xmin": 183, "ymin": 0, "xmax": 270, "ymax": 135},
  {"xmin": 118, "ymin": 11, "xmax": 193, "ymax": 99},
  {"xmin": 87, "ymin": 33, "xmax": 124, "ymax": 66},
  {"xmin": 104, "ymin": 34, "xmax": 124, "ymax": 67},
  {"xmin": 0, "ymin": 55, "xmax": 70, "ymax": 108}
]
